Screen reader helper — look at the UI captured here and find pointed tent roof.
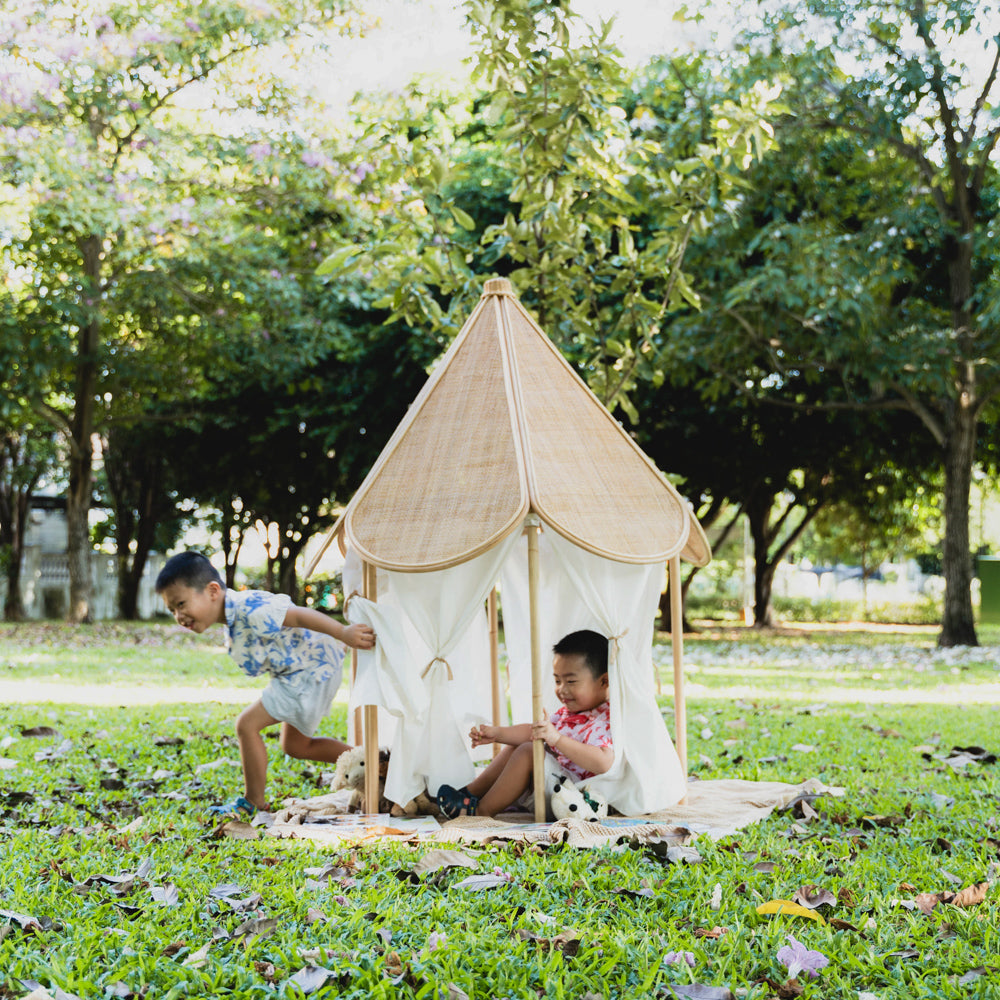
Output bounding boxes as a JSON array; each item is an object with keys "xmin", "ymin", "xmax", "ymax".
[{"xmin": 323, "ymin": 278, "xmax": 710, "ymax": 573}]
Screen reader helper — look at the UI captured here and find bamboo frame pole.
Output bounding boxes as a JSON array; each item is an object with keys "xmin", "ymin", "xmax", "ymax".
[
  {"xmin": 669, "ymin": 554, "xmax": 688, "ymax": 792},
  {"xmin": 362, "ymin": 561, "xmax": 380, "ymax": 815},
  {"xmin": 351, "ymin": 646, "xmax": 361, "ymax": 747},
  {"xmin": 526, "ymin": 516, "xmax": 545, "ymax": 823},
  {"xmin": 488, "ymin": 588, "xmax": 501, "ymax": 759}
]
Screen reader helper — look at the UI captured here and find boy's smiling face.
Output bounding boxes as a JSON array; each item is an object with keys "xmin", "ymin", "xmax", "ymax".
[
  {"xmin": 552, "ymin": 652, "xmax": 608, "ymax": 713},
  {"xmin": 159, "ymin": 580, "xmax": 225, "ymax": 633}
]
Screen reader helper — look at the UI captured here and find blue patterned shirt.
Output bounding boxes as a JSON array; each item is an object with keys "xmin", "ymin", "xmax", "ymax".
[{"xmin": 224, "ymin": 589, "xmax": 344, "ymax": 686}]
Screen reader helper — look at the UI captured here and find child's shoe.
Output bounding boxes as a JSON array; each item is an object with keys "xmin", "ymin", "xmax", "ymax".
[
  {"xmin": 207, "ymin": 795, "xmax": 257, "ymax": 819},
  {"xmin": 435, "ymin": 784, "xmax": 478, "ymax": 819}
]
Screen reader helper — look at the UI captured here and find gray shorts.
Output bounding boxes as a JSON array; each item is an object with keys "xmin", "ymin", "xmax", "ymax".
[{"xmin": 260, "ymin": 666, "xmax": 343, "ymax": 737}]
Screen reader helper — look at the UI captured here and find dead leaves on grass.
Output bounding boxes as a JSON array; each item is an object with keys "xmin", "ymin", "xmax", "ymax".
[{"xmin": 911, "ymin": 880, "xmax": 992, "ymax": 915}]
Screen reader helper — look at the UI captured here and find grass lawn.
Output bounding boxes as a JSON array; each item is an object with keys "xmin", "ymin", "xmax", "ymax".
[{"xmin": 1, "ymin": 621, "xmax": 998, "ymax": 999}]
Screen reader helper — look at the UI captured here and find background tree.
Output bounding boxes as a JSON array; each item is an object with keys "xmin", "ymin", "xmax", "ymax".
[
  {"xmin": 0, "ymin": 0, "xmax": 361, "ymax": 621},
  {"xmin": 320, "ymin": 2, "xmax": 779, "ymax": 421},
  {"xmin": 0, "ymin": 405, "xmax": 61, "ymax": 621},
  {"xmin": 675, "ymin": 1, "xmax": 1000, "ymax": 645}
]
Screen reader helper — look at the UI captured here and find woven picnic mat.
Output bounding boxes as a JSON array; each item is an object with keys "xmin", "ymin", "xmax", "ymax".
[
  {"xmin": 261, "ymin": 777, "xmax": 841, "ymax": 848},
  {"xmin": 431, "ymin": 777, "xmax": 842, "ymax": 847}
]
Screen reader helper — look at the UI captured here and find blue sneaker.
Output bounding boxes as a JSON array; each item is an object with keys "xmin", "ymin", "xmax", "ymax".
[{"xmin": 207, "ymin": 796, "xmax": 257, "ymax": 819}]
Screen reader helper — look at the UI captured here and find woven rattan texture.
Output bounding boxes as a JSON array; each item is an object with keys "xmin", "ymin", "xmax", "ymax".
[
  {"xmin": 506, "ymin": 303, "xmax": 688, "ymax": 562},
  {"xmin": 347, "ymin": 300, "xmax": 528, "ymax": 569}
]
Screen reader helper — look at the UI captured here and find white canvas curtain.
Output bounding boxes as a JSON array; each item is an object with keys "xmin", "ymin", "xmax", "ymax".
[
  {"xmin": 347, "ymin": 535, "xmax": 518, "ymax": 807},
  {"xmin": 345, "ymin": 523, "xmax": 684, "ymax": 815},
  {"xmin": 545, "ymin": 531, "xmax": 683, "ymax": 813},
  {"xmin": 499, "ymin": 529, "xmax": 683, "ymax": 814}
]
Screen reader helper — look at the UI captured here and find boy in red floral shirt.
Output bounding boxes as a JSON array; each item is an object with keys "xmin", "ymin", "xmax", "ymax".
[{"xmin": 436, "ymin": 630, "xmax": 612, "ymax": 818}]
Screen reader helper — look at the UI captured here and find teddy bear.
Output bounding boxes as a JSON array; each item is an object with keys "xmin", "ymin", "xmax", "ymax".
[
  {"xmin": 550, "ymin": 775, "xmax": 608, "ymax": 822},
  {"xmin": 329, "ymin": 746, "xmax": 439, "ymax": 817}
]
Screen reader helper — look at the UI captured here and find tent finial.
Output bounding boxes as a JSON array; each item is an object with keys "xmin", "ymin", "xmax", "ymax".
[{"xmin": 483, "ymin": 277, "xmax": 514, "ymax": 296}]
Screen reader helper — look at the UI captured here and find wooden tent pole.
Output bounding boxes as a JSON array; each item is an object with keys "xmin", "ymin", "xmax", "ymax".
[
  {"xmin": 362, "ymin": 561, "xmax": 380, "ymax": 814},
  {"xmin": 488, "ymin": 588, "xmax": 502, "ymax": 759},
  {"xmin": 350, "ymin": 646, "xmax": 361, "ymax": 747},
  {"xmin": 526, "ymin": 516, "xmax": 545, "ymax": 823},
  {"xmin": 669, "ymin": 554, "xmax": 687, "ymax": 790}
]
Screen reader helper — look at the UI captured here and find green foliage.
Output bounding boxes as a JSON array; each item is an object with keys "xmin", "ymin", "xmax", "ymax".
[
  {"xmin": 664, "ymin": 1, "xmax": 1000, "ymax": 644},
  {"xmin": 0, "ymin": 0, "xmax": 362, "ymax": 617},
  {"xmin": 318, "ymin": 0, "xmax": 780, "ymax": 418}
]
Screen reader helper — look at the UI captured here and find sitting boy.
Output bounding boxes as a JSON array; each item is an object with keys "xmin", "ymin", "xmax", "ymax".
[
  {"xmin": 155, "ymin": 551, "xmax": 375, "ymax": 816},
  {"xmin": 435, "ymin": 629, "xmax": 612, "ymax": 818}
]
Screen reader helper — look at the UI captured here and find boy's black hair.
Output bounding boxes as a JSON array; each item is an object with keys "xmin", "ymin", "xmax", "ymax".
[
  {"xmin": 155, "ymin": 551, "xmax": 223, "ymax": 593},
  {"xmin": 553, "ymin": 629, "xmax": 608, "ymax": 679}
]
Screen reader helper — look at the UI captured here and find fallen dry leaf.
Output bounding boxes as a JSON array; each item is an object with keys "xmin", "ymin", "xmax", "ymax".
[
  {"xmin": 288, "ymin": 966, "xmax": 335, "ymax": 994},
  {"xmin": 514, "ymin": 928, "xmax": 581, "ymax": 956},
  {"xmin": 792, "ymin": 885, "xmax": 836, "ymax": 910},
  {"xmin": 916, "ymin": 881, "xmax": 991, "ymax": 914},
  {"xmin": 837, "ymin": 887, "xmax": 857, "ymax": 908},
  {"xmin": 693, "ymin": 925, "xmax": 728, "ymax": 939},
  {"xmin": 384, "ymin": 951, "xmax": 405, "ymax": 978},
  {"xmin": 756, "ymin": 900, "xmax": 826, "ymax": 924},
  {"xmin": 233, "ymin": 917, "xmax": 277, "ymax": 942},
  {"xmin": 411, "ymin": 849, "xmax": 479, "ymax": 878},
  {"xmin": 254, "ymin": 961, "xmax": 277, "ymax": 982}
]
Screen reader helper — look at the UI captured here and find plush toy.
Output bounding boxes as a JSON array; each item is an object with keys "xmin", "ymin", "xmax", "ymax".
[
  {"xmin": 329, "ymin": 746, "xmax": 439, "ymax": 817},
  {"xmin": 550, "ymin": 775, "xmax": 608, "ymax": 822},
  {"xmin": 329, "ymin": 746, "xmax": 390, "ymax": 812}
]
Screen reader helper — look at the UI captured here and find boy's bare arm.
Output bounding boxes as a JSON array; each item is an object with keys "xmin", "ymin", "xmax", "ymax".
[
  {"xmin": 470, "ymin": 722, "xmax": 533, "ymax": 747},
  {"xmin": 283, "ymin": 604, "xmax": 376, "ymax": 649},
  {"xmin": 532, "ymin": 719, "xmax": 614, "ymax": 775}
]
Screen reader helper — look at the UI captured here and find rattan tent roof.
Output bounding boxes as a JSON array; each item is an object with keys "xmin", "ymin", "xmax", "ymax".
[{"xmin": 320, "ymin": 278, "xmax": 710, "ymax": 573}]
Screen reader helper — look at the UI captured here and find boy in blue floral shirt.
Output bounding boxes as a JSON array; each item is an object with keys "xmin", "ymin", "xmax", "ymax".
[{"xmin": 156, "ymin": 551, "xmax": 375, "ymax": 817}]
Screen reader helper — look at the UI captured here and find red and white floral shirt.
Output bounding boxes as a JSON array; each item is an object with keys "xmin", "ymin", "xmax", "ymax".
[{"xmin": 547, "ymin": 701, "xmax": 613, "ymax": 780}]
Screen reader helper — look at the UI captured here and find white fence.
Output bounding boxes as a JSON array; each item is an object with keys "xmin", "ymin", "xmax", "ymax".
[{"xmin": 1, "ymin": 546, "xmax": 167, "ymax": 620}]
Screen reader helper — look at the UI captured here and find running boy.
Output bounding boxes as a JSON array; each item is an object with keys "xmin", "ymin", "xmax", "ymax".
[
  {"xmin": 156, "ymin": 551, "xmax": 375, "ymax": 817},
  {"xmin": 435, "ymin": 629, "xmax": 613, "ymax": 818}
]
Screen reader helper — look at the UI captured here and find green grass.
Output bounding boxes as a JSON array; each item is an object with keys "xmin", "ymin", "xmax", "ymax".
[{"xmin": 1, "ymin": 623, "xmax": 999, "ymax": 999}]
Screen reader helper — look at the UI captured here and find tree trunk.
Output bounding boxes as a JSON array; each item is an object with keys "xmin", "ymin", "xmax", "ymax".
[
  {"xmin": 277, "ymin": 530, "xmax": 305, "ymax": 601},
  {"xmin": 936, "ymin": 202, "xmax": 979, "ymax": 647},
  {"xmin": 1, "ymin": 492, "xmax": 29, "ymax": 622},
  {"xmin": 66, "ymin": 235, "xmax": 102, "ymax": 623},
  {"xmin": 753, "ymin": 560, "xmax": 778, "ymax": 628},
  {"xmin": 938, "ymin": 394, "xmax": 978, "ymax": 646},
  {"xmin": 745, "ymin": 486, "xmax": 826, "ymax": 628},
  {"xmin": 65, "ymin": 472, "xmax": 93, "ymax": 623},
  {"xmin": 744, "ymin": 492, "xmax": 777, "ymax": 627}
]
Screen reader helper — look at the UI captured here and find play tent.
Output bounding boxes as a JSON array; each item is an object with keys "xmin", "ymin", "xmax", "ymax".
[{"xmin": 306, "ymin": 278, "xmax": 710, "ymax": 819}]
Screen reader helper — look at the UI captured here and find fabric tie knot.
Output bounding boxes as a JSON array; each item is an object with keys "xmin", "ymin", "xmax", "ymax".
[
  {"xmin": 608, "ymin": 629, "xmax": 628, "ymax": 666},
  {"xmin": 342, "ymin": 589, "xmax": 361, "ymax": 616},
  {"xmin": 421, "ymin": 656, "xmax": 454, "ymax": 681}
]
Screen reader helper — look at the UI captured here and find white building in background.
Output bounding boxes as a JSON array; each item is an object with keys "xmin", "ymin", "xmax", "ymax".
[{"xmin": 0, "ymin": 496, "xmax": 165, "ymax": 620}]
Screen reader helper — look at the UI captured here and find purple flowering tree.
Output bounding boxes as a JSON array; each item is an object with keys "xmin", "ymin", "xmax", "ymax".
[{"xmin": 0, "ymin": 0, "xmax": 359, "ymax": 620}]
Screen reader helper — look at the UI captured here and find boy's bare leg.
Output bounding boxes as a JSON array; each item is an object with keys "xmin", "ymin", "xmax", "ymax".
[
  {"xmin": 475, "ymin": 742, "xmax": 534, "ymax": 817},
  {"xmin": 235, "ymin": 700, "xmax": 279, "ymax": 809},
  {"xmin": 466, "ymin": 744, "xmax": 516, "ymax": 797},
  {"xmin": 280, "ymin": 724, "xmax": 351, "ymax": 764}
]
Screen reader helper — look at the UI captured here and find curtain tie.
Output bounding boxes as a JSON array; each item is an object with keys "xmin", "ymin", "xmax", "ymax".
[
  {"xmin": 421, "ymin": 656, "xmax": 454, "ymax": 681},
  {"xmin": 608, "ymin": 629, "xmax": 628, "ymax": 668},
  {"xmin": 342, "ymin": 589, "xmax": 360, "ymax": 615}
]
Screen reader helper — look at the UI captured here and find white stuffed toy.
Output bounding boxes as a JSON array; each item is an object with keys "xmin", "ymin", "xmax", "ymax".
[
  {"xmin": 329, "ymin": 746, "xmax": 439, "ymax": 817},
  {"xmin": 550, "ymin": 775, "xmax": 608, "ymax": 822}
]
